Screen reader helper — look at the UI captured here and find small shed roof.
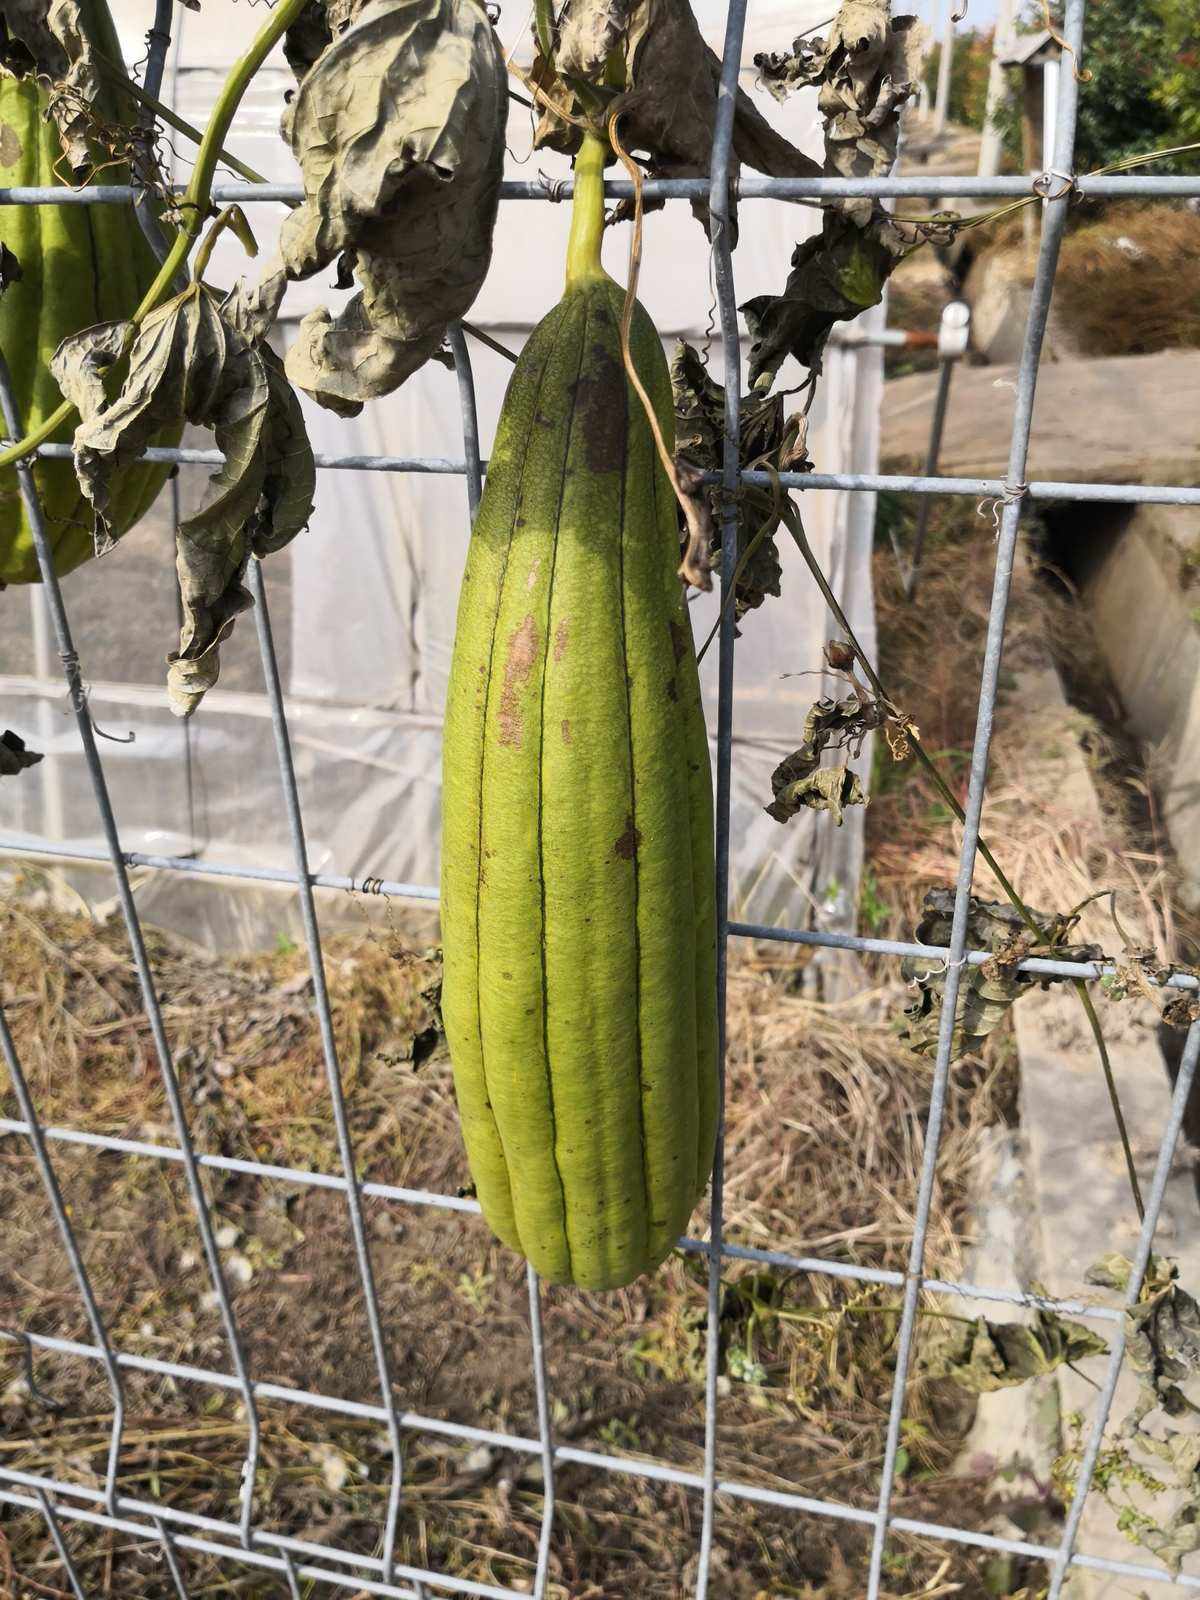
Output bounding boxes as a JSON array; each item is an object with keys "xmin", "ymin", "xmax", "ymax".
[{"xmin": 1000, "ymin": 28, "xmax": 1063, "ymax": 68}]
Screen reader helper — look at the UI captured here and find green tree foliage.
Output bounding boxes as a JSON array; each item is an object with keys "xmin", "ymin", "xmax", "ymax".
[
  {"xmin": 932, "ymin": 4, "xmax": 1199, "ymax": 173},
  {"xmin": 1153, "ymin": 0, "xmax": 1200, "ymax": 148},
  {"xmin": 922, "ymin": 29, "xmax": 993, "ymax": 129}
]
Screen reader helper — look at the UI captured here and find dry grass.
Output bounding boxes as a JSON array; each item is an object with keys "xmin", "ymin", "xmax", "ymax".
[
  {"xmin": 960, "ymin": 202, "xmax": 1200, "ymax": 362},
  {"xmin": 0, "ymin": 870, "xmax": 1021, "ymax": 1599},
  {"xmin": 1052, "ymin": 204, "xmax": 1200, "ymax": 359},
  {"xmin": 865, "ymin": 494, "xmax": 1190, "ymax": 968}
]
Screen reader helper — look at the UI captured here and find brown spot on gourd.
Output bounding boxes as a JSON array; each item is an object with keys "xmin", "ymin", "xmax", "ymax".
[
  {"xmin": 613, "ymin": 814, "xmax": 641, "ymax": 861},
  {"xmin": 669, "ymin": 620, "xmax": 687, "ymax": 665},
  {"xmin": 0, "ymin": 123, "xmax": 22, "ymax": 168},
  {"xmin": 498, "ymin": 614, "xmax": 539, "ymax": 748},
  {"xmin": 561, "ymin": 718, "xmax": 572, "ymax": 745},
  {"xmin": 525, "ymin": 558, "xmax": 541, "ymax": 592},
  {"xmin": 553, "ymin": 617, "xmax": 569, "ymax": 662},
  {"xmin": 567, "ymin": 342, "xmax": 626, "ymax": 476}
]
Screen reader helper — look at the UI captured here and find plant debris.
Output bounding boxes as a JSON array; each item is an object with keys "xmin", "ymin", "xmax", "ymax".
[
  {"xmin": 0, "ymin": 242, "xmax": 20, "ymax": 296},
  {"xmin": 253, "ymin": 0, "xmax": 508, "ymax": 416},
  {"xmin": 50, "ymin": 280, "xmax": 316, "ymax": 717},
  {"xmin": 0, "ymin": 730, "xmax": 42, "ymax": 778},
  {"xmin": 671, "ymin": 341, "xmax": 811, "ymax": 618},
  {"xmin": 0, "ymin": 0, "xmax": 114, "ymax": 173},
  {"xmin": 920, "ymin": 1306, "xmax": 1108, "ymax": 1394},
  {"xmin": 531, "ymin": 0, "xmax": 821, "ymax": 235},
  {"xmin": 765, "ymin": 693, "xmax": 882, "ymax": 824},
  {"xmin": 899, "ymin": 889, "xmax": 1103, "ymax": 1061},
  {"xmin": 1079, "ymin": 1254, "xmax": 1200, "ymax": 1573},
  {"xmin": 743, "ymin": 4, "xmax": 929, "ymax": 389}
]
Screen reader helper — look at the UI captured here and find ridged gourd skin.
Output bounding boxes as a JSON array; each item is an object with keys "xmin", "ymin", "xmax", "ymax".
[
  {"xmin": 0, "ymin": 2, "xmax": 177, "ymax": 587},
  {"xmin": 440, "ymin": 140, "xmax": 718, "ymax": 1291}
]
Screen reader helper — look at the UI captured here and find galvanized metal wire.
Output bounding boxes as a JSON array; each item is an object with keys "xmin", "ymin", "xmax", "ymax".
[{"xmin": 4, "ymin": 2, "xmax": 1200, "ymax": 1595}]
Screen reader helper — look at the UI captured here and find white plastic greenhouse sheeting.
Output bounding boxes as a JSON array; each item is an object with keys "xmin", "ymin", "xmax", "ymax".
[{"xmin": 0, "ymin": 0, "xmax": 885, "ymax": 962}]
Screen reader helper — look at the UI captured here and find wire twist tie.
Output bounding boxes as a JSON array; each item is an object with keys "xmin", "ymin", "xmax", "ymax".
[
  {"xmin": 976, "ymin": 479, "xmax": 1028, "ymax": 536},
  {"xmin": 536, "ymin": 171, "xmax": 570, "ymax": 202},
  {"xmin": 1033, "ymin": 168, "xmax": 1078, "ymax": 202}
]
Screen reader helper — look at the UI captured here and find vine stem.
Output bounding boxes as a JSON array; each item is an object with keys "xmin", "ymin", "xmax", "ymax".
[
  {"xmin": 1074, "ymin": 979, "xmax": 1145, "ymax": 1221},
  {"xmin": 0, "ymin": 0, "xmax": 311, "ymax": 475},
  {"xmin": 775, "ymin": 490, "xmax": 1145, "ymax": 1222}
]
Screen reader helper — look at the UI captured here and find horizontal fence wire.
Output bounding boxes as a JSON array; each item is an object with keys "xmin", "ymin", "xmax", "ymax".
[
  {"xmin": 3, "ymin": 1, "xmax": 1200, "ymax": 1595},
  {"xmin": 2, "ymin": 839, "xmax": 1200, "ymax": 988},
  {"xmin": 7, "ymin": 437, "xmax": 1200, "ymax": 505},
  {"xmin": 3, "ymin": 173, "xmax": 1200, "ymax": 205}
]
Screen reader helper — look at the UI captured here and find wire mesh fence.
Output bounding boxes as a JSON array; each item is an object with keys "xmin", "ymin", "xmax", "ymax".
[{"xmin": 3, "ymin": 0, "xmax": 1200, "ymax": 1594}]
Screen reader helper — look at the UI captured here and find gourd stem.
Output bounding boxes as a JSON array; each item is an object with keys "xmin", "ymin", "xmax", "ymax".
[{"xmin": 565, "ymin": 132, "xmax": 610, "ymax": 290}]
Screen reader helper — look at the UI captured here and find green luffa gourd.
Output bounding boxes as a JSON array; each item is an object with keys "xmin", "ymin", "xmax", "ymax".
[
  {"xmin": 441, "ymin": 132, "xmax": 718, "ymax": 1291},
  {"xmin": 0, "ymin": 3, "xmax": 177, "ymax": 586}
]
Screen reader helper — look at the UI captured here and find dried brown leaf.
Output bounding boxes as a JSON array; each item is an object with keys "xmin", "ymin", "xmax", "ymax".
[
  {"xmin": 898, "ymin": 889, "xmax": 1099, "ymax": 1061},
  {"xmin": 671, "ymin": 341, "xmax": 809, "ymax": 616},
  {"xmin": 921, "ymin": 1308, "xmax": 1108, "ymax": 1395},
  {"xmin": 765, "ymin": 692, "xmax": 881, "ymax": 825},
  {"xmin": 1, "ymin": 0, "xmax": 131, "ymax": 174},
  {"xmin": 0, "ymin": 729, "xmax": 42, "ymax": 778},
  {"xmin": 533, "ymin": 0, "xmax": 820, "ymax": 235},
  {"xmin": 742, "ymin": 5, "xmax": 926, "ymax": 388},
  {"xmin": 50, "ymin": 283, "xmax": 315, "ymax": 717},
  {"xmin": 267, "ymin": 0, "xmax": 507, "ymax": 415}
]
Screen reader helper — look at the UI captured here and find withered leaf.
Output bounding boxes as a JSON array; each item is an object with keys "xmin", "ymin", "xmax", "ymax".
[
  {"xmin": 765, "ymin": 692, "xmax": 881, "ymax": 825},
  {"xmin": 0, "ymin": 729, "xmax": 42, "ymax": 778},
  {"xmin": 1, "ymin": 0, "xmax": 137, "ymax": 175},
  {"xmin": 921, "ymin": 1307, "xmax": 1108, "ymax": 1394},
  {"xmin": 766, "ymin": 762, "xmax": 865, "ymax": 826},
  {"xmin": 743, "ymin": 211, "xmax": 911, "ymax": 389},
  {"xmin": 672, "ymin": 341, "xmax": 809, "ymax": 616},
  {"xmin": 1162, "ymin": 990, "xmax": 1200, "ymax": 1029},
  {"xmin": 534, "ymin": 0, "xmax": 820, "ymax": 236},
  {"xmin": 898, "ymin": 889, "xmax": 1100, "ymax": 1061},
  {"xmin": 0, "ymin": 243, "xmax": 20, "ymax": 296},
  {"xmin": 742, "ymin": 5, "xmax": 926, "ymax": 389},
  {"xmin": 1084, "ymin": 1253, "xmax": 1200, "ymax": 1573},
  {"xmin": 267, "ymin": 0, "xmax": 507, "ymax": 415},
  {"xmin": 50, "ymin": 283, "xmax": 315, "ymax": 718},
  {"xmin": 283, "ymin": 1, "xmax": 333, "ymax": 79}
]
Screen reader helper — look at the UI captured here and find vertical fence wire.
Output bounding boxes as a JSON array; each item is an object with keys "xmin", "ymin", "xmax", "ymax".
[
  {"xmin": 864, "ymin": 2, "xmax": 1087, "ymax": 1589},
  {"xmin": 130, "ymin": 0, "xmax": 179, "ymax": 269},
  {"xmin": 35, "ymin": 1487, "xmax": 87, "ymax": 1600},
  {"xmin": 1046, "ymin": 1015, "xmax": 1200, "ymax": 1598},
  {"xmin": 694, "ymin": 0, "xmax": 750, "ymax": 1591},
  {"xmin": 0, "ymin": 351, "xmax": 265, "ymax": 1548},
  {"xmin": 246, "ymin": 557, "xmax": 407, "ymax": 1584},
  {"xmin": 0, "ymin": 1002, "xmax": 126, "ymax": 1515},
  {"xmin": 156, "ymin": 1514, "xmax": 193, "ymax": 1599}
]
